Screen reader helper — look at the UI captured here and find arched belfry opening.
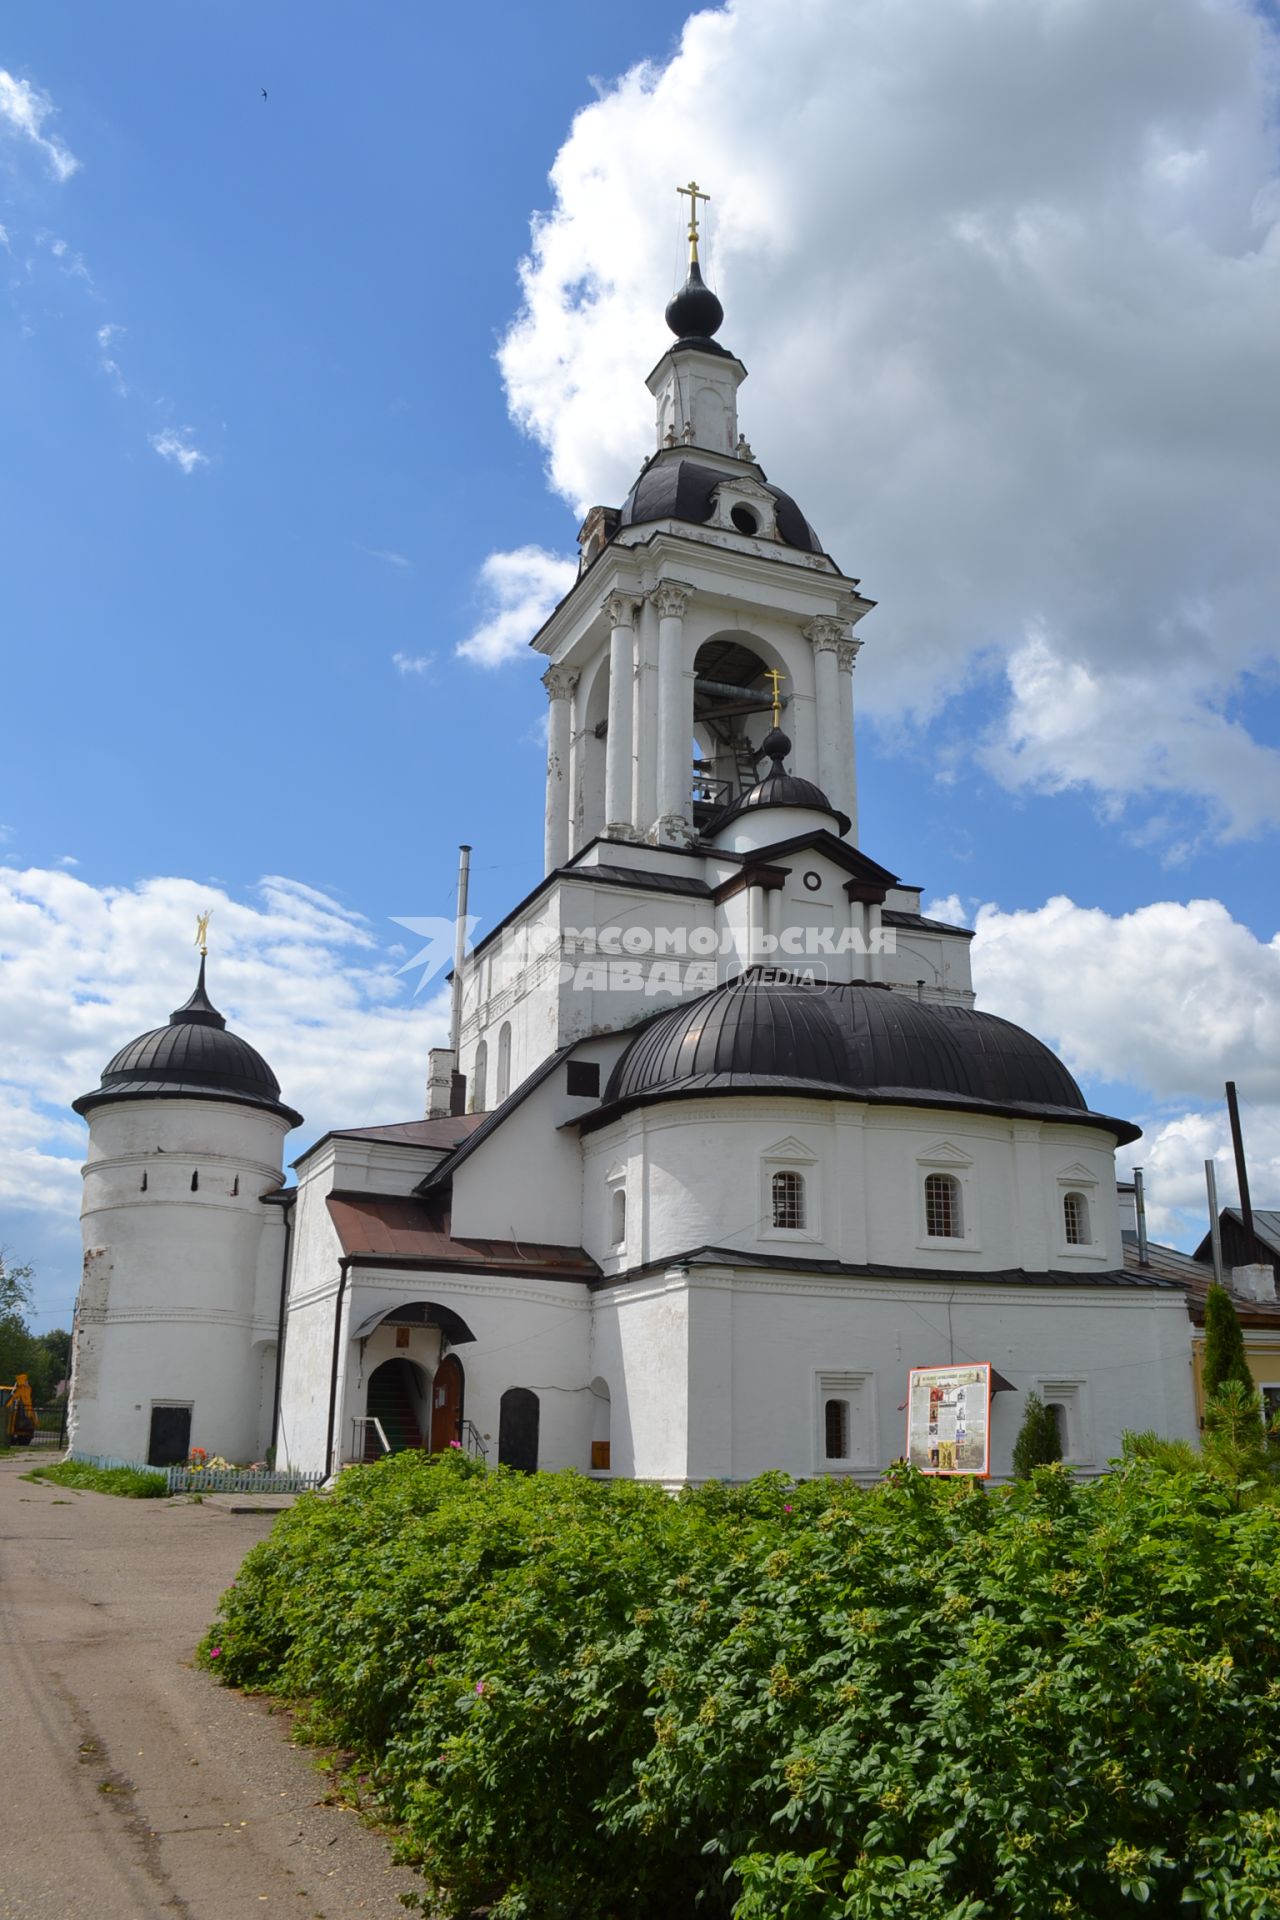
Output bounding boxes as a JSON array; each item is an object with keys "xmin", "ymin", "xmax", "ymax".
[{"xmin": 692, "ymin": 635, "xmax": 786, "ymax": 832}]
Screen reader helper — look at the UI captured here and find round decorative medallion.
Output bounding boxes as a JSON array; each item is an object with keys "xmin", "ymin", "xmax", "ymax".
[{"xmin": 803, "ymin": 871, "xmax": 822, "ymax": 892}]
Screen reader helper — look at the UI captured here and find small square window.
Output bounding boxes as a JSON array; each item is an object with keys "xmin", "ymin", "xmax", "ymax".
[{"xmin": 566, "ymin": 1060, "xmax": 600, "ymax": 1097}]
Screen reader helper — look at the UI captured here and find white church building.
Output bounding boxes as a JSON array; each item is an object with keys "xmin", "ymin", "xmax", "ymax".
[{"xmin": 69, "ymin": 240, "xmax": 1197, "ymax": 1481}]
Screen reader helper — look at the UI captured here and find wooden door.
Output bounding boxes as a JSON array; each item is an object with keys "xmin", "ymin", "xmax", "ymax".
[
  {"xmin": 498, "ymin": 1387, "xmax": 540, "ymax": 1473},
  {"xmin": 429, "ymin": 1354, "xmax": 463, "ymax": 1452}
]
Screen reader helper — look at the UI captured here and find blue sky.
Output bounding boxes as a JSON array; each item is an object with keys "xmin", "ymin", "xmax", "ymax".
[{"xmin": 3, "ymin": 0, "xmax": 1280, "ymax": 1324}]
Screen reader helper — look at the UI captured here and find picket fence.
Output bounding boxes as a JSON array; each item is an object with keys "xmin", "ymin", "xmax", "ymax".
[{"xmin": 69, "ymin": 1452, "xmax": 325, "ymax": 1494}]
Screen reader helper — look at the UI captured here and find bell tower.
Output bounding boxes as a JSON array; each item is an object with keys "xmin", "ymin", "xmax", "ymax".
[{"xmin": 535, "ymin": 184, "xmax": 874, "ymax": 873}]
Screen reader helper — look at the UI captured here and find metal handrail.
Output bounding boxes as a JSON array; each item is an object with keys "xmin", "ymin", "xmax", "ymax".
[
  {"xmin": 460, "ymin": 1418, "xmax": 488, "ymax": 1458},
  {"xmin": 351, "ymin": 1415, "xmax": 391, "ymax": 1458}
]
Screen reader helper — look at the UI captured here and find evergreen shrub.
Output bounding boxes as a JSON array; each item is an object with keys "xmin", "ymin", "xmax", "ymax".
[{"xmin": 201, "ymin": 1451, "xmax": 1280, "ymax": 1919}]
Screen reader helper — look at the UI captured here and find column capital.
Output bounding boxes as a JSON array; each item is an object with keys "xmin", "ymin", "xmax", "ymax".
[
  {"xmin": 542, "ymin": 664, "xmax": 579, "ymax": 701},
  {"xmin": 803, "ymin": 615, "xmax": 849, "ymax": 653},
  {"xmin": 650, "ymin": 579, "xmax": 694, "ymax": 621},
  {"xmin": 835, "ymin": 637, "xmax": 863, "ymax": 674},
  {"xmin": 600, "ymin": 589, "xmax": 640, "ymax": 628}
]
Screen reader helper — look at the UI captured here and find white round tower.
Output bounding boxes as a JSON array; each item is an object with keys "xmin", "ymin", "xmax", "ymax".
[{"xmin": 69, "ymin": 957, "xmax": 302, "ymax": 1467}]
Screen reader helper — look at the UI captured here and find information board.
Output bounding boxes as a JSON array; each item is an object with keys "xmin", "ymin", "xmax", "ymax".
[{"xmin": 905, "ymin": 1362, "xmax": 992, "ymax": 1477}]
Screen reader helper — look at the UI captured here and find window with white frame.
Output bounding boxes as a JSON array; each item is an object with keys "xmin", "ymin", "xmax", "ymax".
[
  {"xmin": 496, "ymin": 1021, "xmax": 512, "ymax": 1104},
  {"xmin": 471, "ymin": 1039, "xmax": 488, "ymax": 1113},
  {"xmin": 772, "ymin": 1168, "xmax": 806, "ymax": 1231},
  {"xmin": 925, "ymin": 1171, "xmax": 962, "ymax": 1239},
  {"xmin": 760, "ymin": 1138, "xmax": 819, "ymax": 1241},
  {"xmin": 816, "ymin": 1371, "xmax": 875, "ymax": 1471},
  {"xmin": 610, "ymin": 1185, "xmax": 627, "ymax": 1247},
  {"xmin": 1063, "ymin": 1190, "xmax": 1091, "ymax": 1246}
]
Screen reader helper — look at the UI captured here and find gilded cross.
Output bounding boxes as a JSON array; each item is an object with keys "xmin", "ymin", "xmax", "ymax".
[
  {"xmin": 764, "ymin": 667, "xmax": 785, "ymax": 728},
  {"xmin": 677, "ymin": 179, "xmax": 711, "ymax": 263}
]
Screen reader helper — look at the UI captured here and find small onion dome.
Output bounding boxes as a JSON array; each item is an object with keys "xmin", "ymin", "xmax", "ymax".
[
  {"xmin": 664, "ymin": 257, "xmax": 725, "ymax": 347},
  {"xmin": 708, "ymin": 728, "xmax": 851, "ymax": 837},
  {"xmin": 598, "ymin": 969, "xmax": 1140, "ymax": 1144},
  {"xmin": 73, "ymin": 957, "xmax": 303, "ymax": 1128}
]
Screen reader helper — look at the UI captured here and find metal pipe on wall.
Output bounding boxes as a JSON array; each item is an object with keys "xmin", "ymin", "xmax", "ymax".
[{"xmin": 1205, "ymin": 1160, "xmax": 1225, "ymax": 1287}]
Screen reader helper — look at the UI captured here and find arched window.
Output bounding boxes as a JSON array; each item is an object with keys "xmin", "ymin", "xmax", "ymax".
[
  {"xmin": 610, "ymin": 1186, "xmax": 627, "ymax": 1247},
  {"xmin": 824, "ymin": 1398, "xmax": 849, "ymax": 1460},
  {"xmin": 1063, "ymin": 1191, "xmax": 1090, "ymax": 1246},
  {"xmin": 471, "ymin": 1039, "xmax": 488, "ymax": 1113},
  {"xmin": 190, "ymin": 1170, "xmax": 199, "ymax": 1193},
  {"xmin": 496, "ymin": 1021, "xmax": 512, "ymax": 1104},
  {"xmin": 924, "ymin": 1172, "xmax": 962, "ymax": 1239},
  {"xmin": 772, "ymin": 1169, "xmax": 806, "ymax": 1230}
]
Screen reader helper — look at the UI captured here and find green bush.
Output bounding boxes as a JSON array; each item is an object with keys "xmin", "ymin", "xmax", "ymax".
[
  {"xmin": 1202, "ymin": 1284, "xmax": 1255, "ymax": 1400},
  {"xmin": 1010, "ymin": 1390, "xmax": 1063, "ymax": 1479},
  {"xmin": 201, "ymin": 1452, "xmax": 1280, "ymax": 1919},
  {"xmin": 26, "ymin": 1460, "xmax": 169, "ymax": 1498}
]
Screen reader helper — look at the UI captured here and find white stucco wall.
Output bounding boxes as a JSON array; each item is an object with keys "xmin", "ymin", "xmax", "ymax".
[{"xmin": 71, "ymin": 1096, "xmax": 291, "ymax": 1464}]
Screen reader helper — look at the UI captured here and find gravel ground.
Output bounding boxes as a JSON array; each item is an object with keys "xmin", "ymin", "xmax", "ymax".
[{"xmin": 0, "ymin": 1456, "xmax": 423, "ymax": 1919}]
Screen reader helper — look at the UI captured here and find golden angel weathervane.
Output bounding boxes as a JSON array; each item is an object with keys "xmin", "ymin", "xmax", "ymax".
[{"xmin": 194, "ymin": 909, "xmax": 212, "ymax": 957}]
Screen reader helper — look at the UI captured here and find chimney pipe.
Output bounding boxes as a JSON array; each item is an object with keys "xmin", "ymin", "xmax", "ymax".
[
  {"xmin": 1133, "ymin": 1166, "xmax": 1149, "ymax": 1267},
  {"xmin": 1225, "ymin": 1080, "xmax": 1254, "ymax": 1247},
  {"xmin": 448, "ymin": 846, "xmax": 471, "ymax": 1118},
  {"xmin": 1205, "ymin": 1159, "xmax": 1225, "ymax": 1287}
]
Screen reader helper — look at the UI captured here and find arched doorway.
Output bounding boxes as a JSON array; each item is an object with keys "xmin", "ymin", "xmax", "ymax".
[
  {"xmin": 430, "ymin": 1353, "xmax": 464, "ymax": 1453},
  {"xmin": 366, "ymin": 1357, "xmax": 428, "ymax": 1456},
  {"xmin": 498, "ymin": 1387, "xmax": 540, "ymax": 1473}
]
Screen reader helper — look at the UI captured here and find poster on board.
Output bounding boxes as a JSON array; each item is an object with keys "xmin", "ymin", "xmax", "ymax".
[{"xmin": 905, "ymin": 1362, "xmax": 992, "ymax": 1477}]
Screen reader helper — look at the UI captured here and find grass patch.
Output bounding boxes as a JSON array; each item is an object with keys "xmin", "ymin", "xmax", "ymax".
[{"xmin": 25, "ymin": 1460, "xmax": 169, "ymax": 1498}]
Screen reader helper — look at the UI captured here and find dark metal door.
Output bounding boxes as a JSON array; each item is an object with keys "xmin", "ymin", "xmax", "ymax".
[
  {"xmin": 147, "ymin": 1404, "xmax": 191, "ymax": 1466},
  {"xmin": 498, "ymin": 1388, "xmax": 539, "ymax": 1473}
]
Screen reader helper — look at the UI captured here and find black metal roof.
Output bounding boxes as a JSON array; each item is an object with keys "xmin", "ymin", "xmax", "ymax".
[
  {"xmin": 73, "ymin": 957, "xmax": 303, "ymax": 1128},
  {"xmin": 601, "ymin": 1243, "xmax": 1181, "ymax": 1293},
  {"xmin": 707, "ymin": 728, "xmax": 850, "ymax": 837},
  {"xmin": 596, "ymin": 969, "xmax": 1140, "ymax": 1144},
  {"xmin": 618, "ymin": 455, "xmax": 824, "ymax": 554}
]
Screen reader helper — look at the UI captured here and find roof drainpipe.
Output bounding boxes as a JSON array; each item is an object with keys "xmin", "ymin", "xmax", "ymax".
[
  {"xmin": 1225, "ymin": 1080, "xmax": 1254, "ymax": 1248},
  {"xmin": 1133, "ymin": 1166, "xmax": 1149, "ymax": 1268},
  {"xmin": 324, "ymin": 1259, "xmax": 351, "ymax": 1480},
  {"xmin": 449, "ymin": 845, "xmax": 472, "ymax": 1118},
  {"xmin": 1205, "ymin": 1159, "xmax": 1225, "ymax": 1288}
]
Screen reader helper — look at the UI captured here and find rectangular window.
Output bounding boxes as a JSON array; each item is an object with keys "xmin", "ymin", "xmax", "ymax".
[
  {"xmin": 824, "ymin": 1398, "xmax": 849, "ymax": 1460},
  {"xmin": 925, "ymin": 1172, "xmax": 961, "ymax": 1238},
  {"xmin": 817, "ymin": 1371, "xmax": 875, "ymax": 1471}
]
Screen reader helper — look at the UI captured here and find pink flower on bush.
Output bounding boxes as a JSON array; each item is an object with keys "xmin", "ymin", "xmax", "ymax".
[
  {"xmin": 449, "ymin": 1439, "xmax": 461, "ymax": 1449},
  {"xmin": 475, "ymin": 1681, "xmax": 485, "ymax": 1695},
  {"xmin": 210, "ymin": 1647, "xmax": 222, "ymax": 1659}
]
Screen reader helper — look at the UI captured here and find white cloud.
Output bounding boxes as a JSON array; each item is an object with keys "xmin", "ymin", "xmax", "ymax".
[
  {"xmin": 96, "ymin": 322, "xmax": 127, "ymax": 397},
  {"xmin": 456, "ymin": 545, "xmax": 577, "ymax": 667},
  {"xmin": 392, "ymin": 651, "xmax": 434, "ymax": 677},
  {"xmin": 495, "ymin": 0, "xmax": 1280, "ymax": 844},
  {"xmin": 150, "ymin": 427, "xmax": 208, "ymax": 474},
  {"xmin": 0, "ymin": 70, "xmax": 79, "ymax": 182},
  {"xmin": 0, "ymin": 864, "xmax": 451, "ymax": 1222}
]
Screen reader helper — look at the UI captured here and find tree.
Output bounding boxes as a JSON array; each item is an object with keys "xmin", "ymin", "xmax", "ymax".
[
  {"xmin": 1202, "ymin": 1283, "xmax": 1254, "ymax": 1399},
  {"xmin": 1011, "ymin": 1390, "xmax": 1063, "ymax": 1479},
  {"xmin": 0, "ymin": 1248, "xmax": 34, "ymax": 1320}
]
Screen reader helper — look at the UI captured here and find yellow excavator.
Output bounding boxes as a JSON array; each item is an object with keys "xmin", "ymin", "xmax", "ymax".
[{"xmin": 1, "ymin": 1374, "xmax": 37, "ymax": 1446}]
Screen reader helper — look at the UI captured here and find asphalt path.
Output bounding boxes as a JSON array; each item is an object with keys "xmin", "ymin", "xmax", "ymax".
[{"xmin": 0, "ymin": 1456, "xmax": 422, "ymax": 1919}]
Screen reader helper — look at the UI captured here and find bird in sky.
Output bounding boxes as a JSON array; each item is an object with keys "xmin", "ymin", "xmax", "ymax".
[{"xmin": 261, "ymin": 87, "xmax": 268, "ymax": 100}]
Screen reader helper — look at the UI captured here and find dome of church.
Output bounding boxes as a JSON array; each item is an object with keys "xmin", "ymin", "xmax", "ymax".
[
  {"xmin": 618, "ymin": 457, "xmax": 824, "ymax": 554},
  {"xmin": 707, "ymin": 728, "xmax": 850, "ymax": 837},
  {"xmin": 602, "ymin": 970, "xmax": 1139, "ymax": 1141},
  {"xmin": 73, "ymin": 958, "xmax": 302, "ymax": 1127},
  {"xmin": 664, "ymin": 257, "xmax": 726, "ymax": 350}
]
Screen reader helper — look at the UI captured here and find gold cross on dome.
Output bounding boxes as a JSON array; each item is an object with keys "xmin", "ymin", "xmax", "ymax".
[
  {"xmin": 764, "ymin": 667, "xmax": 785, "ymax": 728},
  {"xmin": 677, "ymin": 179, "xmax": 711, "ymax": 263},
  {"xmin": 194, "ymin": 909, "xmax": 212, "ymax": 956}
]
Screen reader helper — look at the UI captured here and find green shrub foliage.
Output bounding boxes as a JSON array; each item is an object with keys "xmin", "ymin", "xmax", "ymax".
[
  {"xmin": 202, "ymin": 1452, "xmax": 1280, "ymax": 1918},
  {"xmin": 27, "ymin": 1460, "xmax": 168, "ymax": 1498},
  {"xmin": 1202, "ymin": 1283, "xmax": 1255, "ymax": 1400},
  {"xmin": 1010, "ymin": 1390, "xmax": 1063, "ymax": 1480}
]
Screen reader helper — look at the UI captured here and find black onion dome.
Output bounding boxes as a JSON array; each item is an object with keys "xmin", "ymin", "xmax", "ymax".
[
  {"xmin": 709, "ymin": 728, "xmax": 850, "ymax": 837},
  {"xmin": 600, "ymin": 971, "xmax": 1138, "ymax": 1142},
  {"xmin": 618, "ymin": 457, "xmax": 824, "ymax": 554},
  {"xmin": 665, "ymin": 258, "xmax": 726, "ymax": 348},
  {"xmin": 73, "ymin": 957, "xmax": 303, "ymax": 1128}
]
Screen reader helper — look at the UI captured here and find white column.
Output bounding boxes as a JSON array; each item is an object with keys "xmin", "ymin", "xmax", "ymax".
[
  {"xmin": 603, "ymin": 592, "xmax": 639, "ymax": 840},
  {"xmin": 652, "ymin": 580, "xmax": 694, "ymax": 844},
  {"xmin": 805, "ymin": 618, "xmax": 845, "ymax": 810},
  {"xmin": 836, "ymin": 637, "xmax": 862, "ymax": 843},
  {"xmin": 866, "ymin": 900, "xmax": 884, "ymax": 983},
  {"xmin": 542, "ymin": 664, "xmax": 578, "ymax": 874},
  {"xmin": 632, "ymin": 597, "xmax": 660, "ymax": 835}
]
